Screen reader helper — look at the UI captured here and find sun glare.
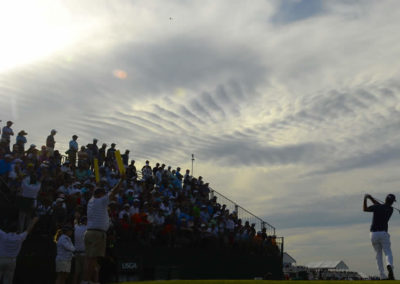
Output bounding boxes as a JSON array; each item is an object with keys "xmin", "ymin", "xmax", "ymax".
[{"xmin": 0, "ymin": 1, "xmax": 83, "ymax": 72}]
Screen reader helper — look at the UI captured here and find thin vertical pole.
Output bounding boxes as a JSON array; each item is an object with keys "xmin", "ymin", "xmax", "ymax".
[{"xmin": 191, "ymin": 154, "xmax": 194, "ymax": 176}]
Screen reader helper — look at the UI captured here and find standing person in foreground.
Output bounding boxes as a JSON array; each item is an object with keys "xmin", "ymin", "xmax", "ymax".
[
  {"xmin": 55, "ymin": 225, "xmax": 75, "ymax": 284},
  {"xmin": 0, "ymin": 217, "xmax": 39, "ymax": 284},
  {"xmin": 82, "ymin": 175, "xmax": 124, "ymax": 284},
  {"xmin": 363, "ymin": 193, "xmax": 396, "ymax": 280},
  {"xmin": 73, "ymin": 214, "xmax": 87, "ymax": 284}
]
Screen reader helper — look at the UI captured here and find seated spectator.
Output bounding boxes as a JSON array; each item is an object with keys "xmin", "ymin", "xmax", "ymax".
[
  {"xmin": 75, "ymin": 163, "xmax": 90, "ymax": 181},
  {"xmin": 118, "ymin": 204, "xmax": 131, "ymax": 219},
  {"xmin": 0, "ymin": 154, "xmax": 13, "ymax": 178},
  {"xmin": 25, "ymin": 144, "xmax": 37, "ymax": 156},
  {"xmin": 38, "ymin": 146, "xmax": 49, "ymax": 163}
]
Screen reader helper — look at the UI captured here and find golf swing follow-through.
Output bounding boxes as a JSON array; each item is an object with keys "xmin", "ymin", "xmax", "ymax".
[{"xmin": 363, "ymin": 193, "xmax": 396, "ymax": 280}]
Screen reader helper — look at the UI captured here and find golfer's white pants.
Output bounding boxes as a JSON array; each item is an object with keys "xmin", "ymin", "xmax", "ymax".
[{"xmin": 371, "ymin": 231, "xmax": 393, "ymax": 279}]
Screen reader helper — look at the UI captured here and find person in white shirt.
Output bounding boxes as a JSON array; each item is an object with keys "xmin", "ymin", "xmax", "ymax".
[
  {"xmin": 118, "ymin": 204, "xmax": 131, "ymax": 219},
  {"xmin": 159, "ymin": 199, "xmax": 172, "ymax": 216},
  {"xmin": 0, "ymin": 217, "xmax": 39, "ymax": 284},
  {"xmin": 152, "ymin": 209, "xmax": 165, "ymax": 226},
  {"xmin": 83, "ymin": 176, "xmax": 124, "ymax": 284},
  {"xmin": 73, "ymin": 214, "xmax": 87, "ymax": 284},
  {"xmin": 55, "ymin": 225, "xmax": 75, "ymax": 284},
  {"xmin": 18, "ymin": 172, "xmax": 41, "ymax": 232},
  {"xmin": 129, "ymin": 199, "xmax": 140, "ymax": 216}
]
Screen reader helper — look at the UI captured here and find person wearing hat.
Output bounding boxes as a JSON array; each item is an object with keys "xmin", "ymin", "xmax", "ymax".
[
  {"xmin": 67, "ymin": 135, "xmax": 78, "ymax": 169},
  {"xmin": 83, "ymin": 175, "xmax": 124, "ymax": 284},
  {"xmin": 46, "ymin": 129, "xmax": 57, "ymax": 157},
  {"xmin": 24, "ymin": 144, "xmax": 36, "ymax": 156},
  {"xmin": 106, "ymin": 143, "xmax": 116, "ymax": 169},
  {"xmin": 14, "ymin": 130, "xmax": 27, "ymax": 154},
  {"xmin": 363, "ymin": 193, "xmax": 396, "ymax": 280},
  {"xmin": 55, "ymin": 225, "xmax": 75, "ymax": 284},
  {"xmin": 1, "ymin": 121, "xmax": 14, "ymax": 153}
]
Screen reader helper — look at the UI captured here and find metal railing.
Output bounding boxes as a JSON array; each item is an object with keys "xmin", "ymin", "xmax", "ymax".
[{"xmin": 209, "ymin": 187, "xmax": 276, "ymax": 236}]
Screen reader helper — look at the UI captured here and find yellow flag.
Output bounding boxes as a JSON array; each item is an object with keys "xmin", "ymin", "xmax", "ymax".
[
  {"xmin": 115, "ymin": 150, "xmax": 125, "ymax": 175},
  {"xmin": 94, "ymin": 158, "xmax": 100, "ymax": 183}
]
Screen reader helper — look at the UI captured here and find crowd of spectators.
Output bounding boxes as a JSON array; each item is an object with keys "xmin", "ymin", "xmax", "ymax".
[{"xmin": 0, "ymin": 121, "xmax": 280, "ymax": 283}]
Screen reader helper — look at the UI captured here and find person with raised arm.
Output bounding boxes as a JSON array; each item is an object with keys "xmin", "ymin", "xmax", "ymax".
[
  {"xmin": 82, "ymin": 175, "xmax": 124, "ymax": 284},
  {"xmin": 0, "ymin": 217, "xmax": 39, "ymax": 284}
]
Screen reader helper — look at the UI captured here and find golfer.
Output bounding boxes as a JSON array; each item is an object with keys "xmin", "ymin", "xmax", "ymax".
[
  {"xmin": 363, "ymin": 193, "xmax": 396, "ymax": 280},
  {"xmin": 82, "ymin": 176, "xmax": 124, "ymax": 284}
]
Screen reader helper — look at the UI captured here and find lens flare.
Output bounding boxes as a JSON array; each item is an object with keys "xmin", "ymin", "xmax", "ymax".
[{"xmin": 113, "ymin": 69, "xmax": 128, "ymax": 79}]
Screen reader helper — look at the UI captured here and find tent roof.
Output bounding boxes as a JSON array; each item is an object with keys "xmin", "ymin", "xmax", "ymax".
[
  {"xmin": 283, "ymin": 252, "xmax": 296, "ymax": 264},
  {"xmin": 306, "ymin": 260, "xmax": 349, "ymax": 270}
]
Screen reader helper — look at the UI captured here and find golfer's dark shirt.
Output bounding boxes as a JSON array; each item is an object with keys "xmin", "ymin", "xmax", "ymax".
[{"xmin": 368, "ymin": 204, "xmax": 393, "ymax": 232}]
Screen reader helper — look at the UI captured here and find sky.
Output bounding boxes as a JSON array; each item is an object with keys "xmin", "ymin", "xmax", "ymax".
[{"xmin": 1, "ymin": 0, "xmax": 400, "ymax": 278}]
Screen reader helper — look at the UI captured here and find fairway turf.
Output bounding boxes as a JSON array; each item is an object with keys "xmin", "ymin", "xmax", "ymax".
[{"xmin": 113, "ymin": 281, "xmax": 397, "ymax": 284}]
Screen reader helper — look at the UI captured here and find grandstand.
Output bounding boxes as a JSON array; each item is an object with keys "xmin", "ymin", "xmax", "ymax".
[{"xmin": 0, "ymin": 129, "xmax": 284, "ymax": 282}]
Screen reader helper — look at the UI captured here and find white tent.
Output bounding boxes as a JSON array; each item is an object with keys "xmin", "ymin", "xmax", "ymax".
[
  {"xmin": 305, "ymin": 260, "xmax": 349, "ymax": 270},
  {"xmin": 283, "ymin": 253, "xmax": 296, "ymax": 265}
]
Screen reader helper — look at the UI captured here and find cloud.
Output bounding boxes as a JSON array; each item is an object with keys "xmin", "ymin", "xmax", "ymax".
[
  {"xmin": 271, "ymin": 0, "xmax": 326, "ymax": 24},
  {"xmin": 308, "ymin": 145, "xmax": 400, "ymax": 176},
  {"xmin": 263, "ymin": 193, "xmax": 376, "ymax": 229},
  {"xmin": 198, "ymin": 137, "xmax": 331, "ymax": 166}
]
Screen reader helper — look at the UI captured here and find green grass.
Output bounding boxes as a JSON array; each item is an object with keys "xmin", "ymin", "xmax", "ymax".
[{"xmin": 112, "ymin": 281, "xmax": 397, "ymax": 284}]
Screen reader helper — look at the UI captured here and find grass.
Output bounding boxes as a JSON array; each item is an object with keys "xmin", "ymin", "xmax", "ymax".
[{"xmin": 112, "ymin": 281, "xmax": 397, "ymax": 284}]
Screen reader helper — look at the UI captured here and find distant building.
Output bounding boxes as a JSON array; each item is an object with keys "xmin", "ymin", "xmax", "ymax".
[
  {"xmin": 284, "ymin": 259, "xmax": 364, "ymax": 280},
  {"xmin": 305, "ymin": 260, "xmax": 349, "ymax": 270}
]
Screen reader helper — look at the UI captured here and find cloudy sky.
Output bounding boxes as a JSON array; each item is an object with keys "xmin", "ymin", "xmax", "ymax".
[{"xmin": 2, "ymin": 0, "xmax": 400, "ymax": 277}]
